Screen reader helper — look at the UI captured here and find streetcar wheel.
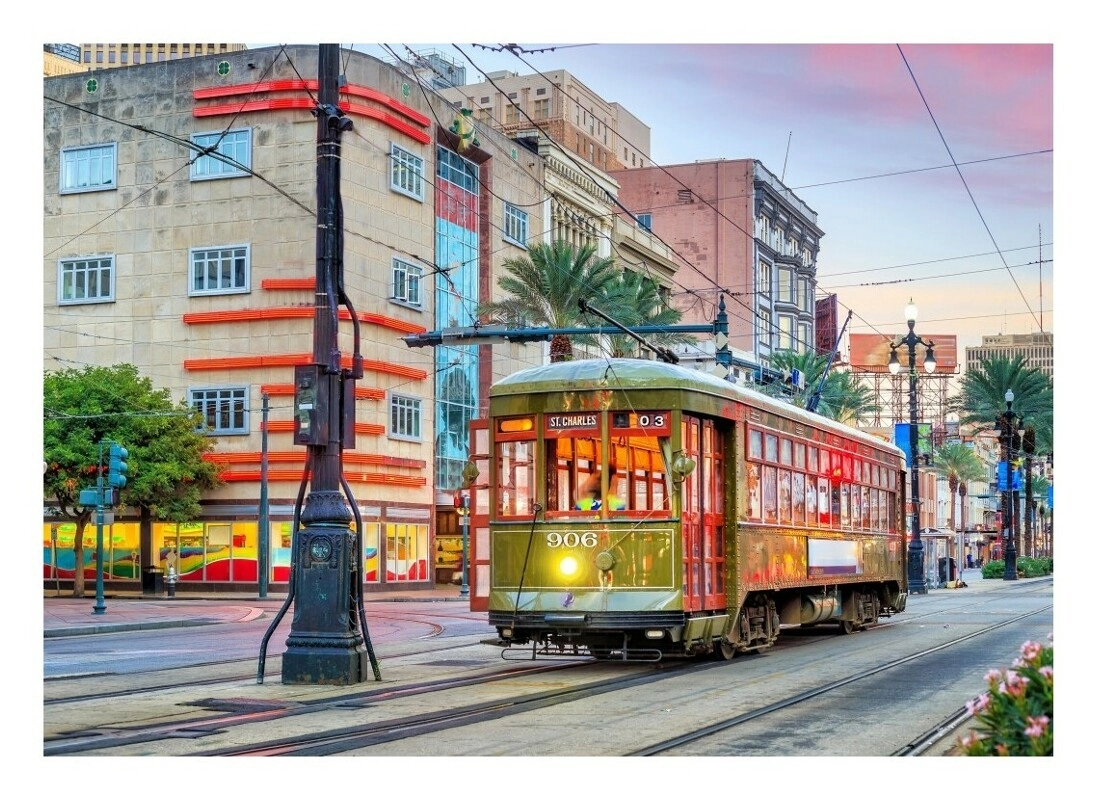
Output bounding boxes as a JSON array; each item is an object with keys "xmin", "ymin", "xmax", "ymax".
[
  {"xmin": 838, "ymin": 620, "xmax": 857, "ymax": 635},
  {"xmin": 718, "ymin": 639, "xmax": 736, "ymax": 660}
]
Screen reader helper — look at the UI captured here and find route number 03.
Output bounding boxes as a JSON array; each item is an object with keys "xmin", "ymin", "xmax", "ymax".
[{"xmin": 546, "ymin": 531, "xmax": 599, "ymax": 548}]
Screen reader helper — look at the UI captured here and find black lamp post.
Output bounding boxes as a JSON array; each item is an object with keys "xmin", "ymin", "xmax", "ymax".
[
  {"xmin": 889, "ymin": 298, "xmax": 936, "ymax": 595},
  {"xmin": 999, "ymin": 389, "xmax": 1020, "ymax": 580}
]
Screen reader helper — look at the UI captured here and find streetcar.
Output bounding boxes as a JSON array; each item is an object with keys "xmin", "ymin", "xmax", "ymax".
[{"xmin": 481, "ymin": 358, "xmax": 908, "ymax": 661}]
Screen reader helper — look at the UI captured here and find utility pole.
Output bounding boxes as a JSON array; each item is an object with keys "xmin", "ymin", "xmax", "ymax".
[
  {"xmin": 281, "ymin": 44, "xmax": 366, "ymax": 685},
  {"xmin": 258, "ymin": 391, "xmax": 269, "ymax": 599}
]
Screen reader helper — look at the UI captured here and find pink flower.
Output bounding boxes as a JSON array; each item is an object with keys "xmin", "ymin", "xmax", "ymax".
[
  {"xmin": 966, "ymin": 693, "xmax": 991, "ymax": 715},
  {"xmin": 960, "ymin": 731, "xmax": 982, "ymax": 749},
  {"xmin": 984, "ymin": 668, "xmax": 1003, "ymax": 685},
  {"xmin": 1002, "ymin": 670, "xmax": 1029, "ymax": 697},
  {"xmin": 1021, "ymin": 641, "xmax": 1043, "ymax": 661},
  {"xmin": 1024, "ymin": 716, "xmax": 1050, "ymax": 738},
  {"xmin": 1039, "ymin": 665, "xmax": 1053, "ymax": 680}
]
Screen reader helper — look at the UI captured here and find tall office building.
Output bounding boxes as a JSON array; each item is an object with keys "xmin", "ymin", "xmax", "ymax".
[{"xmin": 966, "ymin": 332, "xmax": 1053, "ymax": 380}]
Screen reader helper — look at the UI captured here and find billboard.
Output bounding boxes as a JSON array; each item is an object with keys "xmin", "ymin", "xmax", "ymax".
[
  {"xmin": 815, "ymin": 294, "xmax": 839, "ymax": 356},
  {"xmin": 849, "ymin": 333, "xmax": 959, "ymax": 374}
]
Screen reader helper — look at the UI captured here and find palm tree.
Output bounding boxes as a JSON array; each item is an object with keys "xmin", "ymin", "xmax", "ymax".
[
  {"xmin": 602, "ymin": 270, "xmax": 696, "ymax": 358},
  {"xmin": 931, "ymin": 442, "xmax": 987, "ymax": 532},
  {"xmin": 476, "ymin": 240, "xmax": 620, "ymax": 362},
  {"xmin": 762, "ymin": 351, "xmax": 878, "ymax": 424},
  {"xmin": 950, "ymin": 354, "xmax": 1053, "ymax": 437},
  {"xmin": 950, "ymin": 354, "xmax": 1052, "ymax": 558}
]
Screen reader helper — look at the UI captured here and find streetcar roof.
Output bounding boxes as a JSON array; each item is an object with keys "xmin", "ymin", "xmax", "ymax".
[{"xmin": 491, "ymin": 357, "xmax": 904, "ymax": 459}]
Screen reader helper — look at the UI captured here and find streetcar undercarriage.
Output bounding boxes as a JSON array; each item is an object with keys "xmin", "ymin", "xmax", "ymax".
[{"xmin": 491, "ymin": 582, "xmax": 905, "ymax": 661}]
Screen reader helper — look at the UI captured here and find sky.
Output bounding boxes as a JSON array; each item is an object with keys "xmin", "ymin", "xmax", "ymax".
[{"xmin": 347, "ymin": 40, "xmax": 1054, "ymax": 360}]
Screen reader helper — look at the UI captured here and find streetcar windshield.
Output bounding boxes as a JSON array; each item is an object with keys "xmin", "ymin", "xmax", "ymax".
[{"xmin": 544, "ymin": 429, "xmax": 670, "ymax": 516}]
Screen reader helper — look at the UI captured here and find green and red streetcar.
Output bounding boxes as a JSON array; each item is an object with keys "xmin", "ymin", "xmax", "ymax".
[{"xmin": 480, "ymin": 358, "xmax": 908, "ymax": 661}]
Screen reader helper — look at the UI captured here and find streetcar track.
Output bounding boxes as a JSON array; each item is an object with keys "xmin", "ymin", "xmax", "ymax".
[
  {"xmin": 45, "ymin": 582, "xmax": 1052, "ymax": 757},
  {"xmin": 624, "ymin": 603, "xmax": 1052, "ymax": 756}
]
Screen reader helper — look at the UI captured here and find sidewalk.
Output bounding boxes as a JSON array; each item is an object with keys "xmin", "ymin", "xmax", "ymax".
[{"xmin": 44, "ymin": 583, "xmax": 468, "ymax": 638}]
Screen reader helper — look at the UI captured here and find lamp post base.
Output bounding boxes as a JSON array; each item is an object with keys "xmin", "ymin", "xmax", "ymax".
[{"xmin": 907, "ymin": 542, "xmax": 928, "ymax": 595}]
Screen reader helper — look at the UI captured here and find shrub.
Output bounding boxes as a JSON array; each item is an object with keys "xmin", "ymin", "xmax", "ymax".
[
  {"xmin": 958, "ymin": 635, "xmax": 1053, "ymax": 756},
  {"xmin": 980, "ymin": 556, "xmax": 1053, "ymax": 579}
]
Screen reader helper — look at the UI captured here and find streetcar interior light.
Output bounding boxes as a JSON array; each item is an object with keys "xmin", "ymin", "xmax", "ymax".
[
  {"xmin": 559, "ymin": 556, "xmax": 578, "ymax": 576},
  {"xmin": 499, "ymin": 417, "xmax": 534, "ymax": 432}
]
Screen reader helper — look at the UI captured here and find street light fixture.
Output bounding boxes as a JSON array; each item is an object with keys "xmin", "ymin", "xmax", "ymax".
[
  {"xmin": 889, "ymin": 298, "xmax": 936, "ymax": 595},
  {"xmin": 998, "ymin": 389, "xmax": 1020, "ymax": 580}
]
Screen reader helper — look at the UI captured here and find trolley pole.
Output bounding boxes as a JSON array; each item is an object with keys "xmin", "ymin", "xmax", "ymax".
[{"xmin": 281, "ymin": 44, "xmax": 365, "ymax": 685}]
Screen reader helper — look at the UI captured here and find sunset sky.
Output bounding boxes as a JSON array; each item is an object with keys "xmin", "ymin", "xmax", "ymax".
[{"xmin": 353, "ymin": 40, "xmax": 1055, "ymax": 359}]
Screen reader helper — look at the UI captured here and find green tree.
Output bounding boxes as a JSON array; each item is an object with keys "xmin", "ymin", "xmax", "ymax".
[
  {"xmin": 950, "ymin": 354, "xmax": 1052, "ymax": 553},
  {"xmin": 761, "ymin": 351, "xmax": 879, "ymax": 424},
  {"xmin": 602, "ymin": 270, "xmax": 696, "ymax": 357},
  {"xmin": 931, "ymin": 442, "xmax": 987, "ymax": 532},
  {"xmin": 950, "ymin": 355, "xmax": 1053, "ymax": 440},
  {"xmin": 44, "ymin": 364, "xmax": 222, "ymax": 597},
  {"xmin": 477, "ymin": 240, "xmax": 621, "ymax": 362}
]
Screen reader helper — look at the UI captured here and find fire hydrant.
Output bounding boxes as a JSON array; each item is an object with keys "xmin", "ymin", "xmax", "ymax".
[{"xmin": 166, "ymin": 566, "xmax": 178, "ymax": 598}]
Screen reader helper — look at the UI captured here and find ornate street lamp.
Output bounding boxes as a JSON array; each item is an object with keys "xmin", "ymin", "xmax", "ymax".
[
  {"xmin": 889, "ymin": 298, "xmax": 936, "ymax": 595},
  {"xmin": 998, "ymin": 389, "xmax": 1020, "ymax": 580}
]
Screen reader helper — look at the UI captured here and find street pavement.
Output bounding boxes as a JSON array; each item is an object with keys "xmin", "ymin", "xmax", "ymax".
[
  {"xmin": 44, "ymin": 567, "xmax": 1003, "ymax": 638},
  {"xmin": 44, "ymin": 583, "xmax": 467, "ymax": 638}
]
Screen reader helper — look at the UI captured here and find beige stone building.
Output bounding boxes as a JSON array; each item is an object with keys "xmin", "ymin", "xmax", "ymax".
[
  {"xmin": 440, "ymin": 69, "xmax": 651, "ymax": 173},
  {"xmin": 966, "ymin": 331, "xmax": 1053, "ymax": 381},
  {"xmin": 44, "ymin": 44, "xmax": 545, "ymax": 591}
]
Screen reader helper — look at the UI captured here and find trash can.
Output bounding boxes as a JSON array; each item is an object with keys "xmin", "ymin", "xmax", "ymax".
[
  {"xmin": 937, "ymin": 557, "xmax": 956, "ymax": 584},
  {"xmin": 142, "ymin": 567, "xmax": 164, "ymax": 597}
]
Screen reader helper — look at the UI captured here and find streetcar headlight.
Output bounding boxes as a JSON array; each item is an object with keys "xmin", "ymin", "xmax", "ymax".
[
  {"xmin": 645, "ymin": 630, "xmax": 666, "ymax": 640},
  {"xmin": 559, "ymin": 556, "xmax": 578, "ymax": 576}
]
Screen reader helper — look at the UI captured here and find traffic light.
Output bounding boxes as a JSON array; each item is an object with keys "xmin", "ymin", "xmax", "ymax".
[{"xmin": 108, "ymin": 443, "xmax": 129, "ymax": 488}]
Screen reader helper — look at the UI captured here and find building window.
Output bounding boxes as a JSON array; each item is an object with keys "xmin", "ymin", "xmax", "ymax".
[
  {"xmin": 503, "ymin": 202, "xmax": 528, "ymax": 247},
  {"xmin": 757, "ymin": 307, "xmax": 773, "ymax": 349},
  {"xmin": 190, "ymin": 245, "xmax": 249, "ymax": 295},
  {"xmin": 533, "ymin": 99, "xmax": 550, "ymax": 119},
  {"xmin": 390, "ymin": 394, "xmax": 422, "ymax": 440},
  {"xmin": 390, "ymin": 144, "xmax": 424, "ymax": 201},
  {"xmin": 797, "ymin": 321, "xmax": 811, "ymax": 351},
  {"xmin": 60, "ymin": 143, "xmax": 117, "ymax": 194},
  {"xmin": 190, "ymin": 129, "xmax": 251, "ymax": 180},
  {"xmin": 190, "ymin": 387, "xmax": 248, "ymax": 434},
  {"xmin": 505, "ymin": 103, "xmax": 520, "ymax": 124},
  {"xmin": 636, "ymin": 213, "xmax": 652, "ymax": 232},
  {"xmin": 759, "ymin": 261, "xmax": 772, "ymax": 297},
  {"xmin": 778, "ymin": 315, "xmax": 794, "ymax": 350},
  {"xmin": 778, "ymin": 267, "xmax": 793, "ymax": 302},
  {"xmin": 392, "ymin": 258, "xmax": 422, "ymax": 307},
  {"xmin": 58, "ymin": 256, "xmax": 114, "ymax": 304}
]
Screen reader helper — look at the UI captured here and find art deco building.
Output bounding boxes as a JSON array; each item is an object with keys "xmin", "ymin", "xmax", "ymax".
[{"xmin": 44, "ymin": 45, "xmax": 545, "ymax": 592}]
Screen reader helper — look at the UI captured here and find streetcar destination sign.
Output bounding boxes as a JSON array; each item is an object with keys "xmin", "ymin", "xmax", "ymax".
[{"xmin": 547, "ymin": 414, "xmax": 599, "ymax": 431}]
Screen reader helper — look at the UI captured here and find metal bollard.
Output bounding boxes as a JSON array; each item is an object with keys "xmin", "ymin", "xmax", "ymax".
[{"xmin": 166, "ymin": 566, "xmax": 178, "ymax": 598}]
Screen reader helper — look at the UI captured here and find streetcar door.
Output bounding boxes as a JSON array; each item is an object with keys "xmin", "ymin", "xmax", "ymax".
[
  {"xmin": 468, "ymin": 419, "xmax": 491, "ymax": 612},
  {"xmin": 680, "ymin": 415, "xmax": 727, "ymax": 611}
]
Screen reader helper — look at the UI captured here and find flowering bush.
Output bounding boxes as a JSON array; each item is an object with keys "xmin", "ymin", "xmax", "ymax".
[{"xmin": 958, "ymin": 635, "xmax": 1053, "ymax": 756}]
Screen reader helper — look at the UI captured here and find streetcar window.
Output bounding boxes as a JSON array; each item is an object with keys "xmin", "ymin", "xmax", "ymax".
[
  {"xmin": 496, "ymin": 439, "xmax": 535, "ymax": 517},
  {"xmin": 763, "ymin": 465, "xmax": 778, "ymax": 524},
  {"xmin": 764, "ymin": 433, "xmax": 778, "ymax": 462},
  {"xmin": 794, "ymin": 442, "xmax": 805, "ymax": 469},
  {"xmin": 818, "ymin": 477, "xmax": 830, "ymax": 525},
  {"xmin": 805, "ymin": 475, "xmax": 818, "ymax": 525},
  {"xmin": 780, "ymin": 438, "xmax": 793, "ymax": 466},
  {"xmin": 746, "ymin": 463, "xmax": 761, "ymax": 520},
  {"xmin": 807, "ymin": 445, "xmax": 818, "ymax": 473},
  {"xmin": 792, "ymin": 472, "xmax": 805, "ymax": 524},
  {"xmin": 748, "ymin": 428, "xmax": 762, "ymax": 459}
]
